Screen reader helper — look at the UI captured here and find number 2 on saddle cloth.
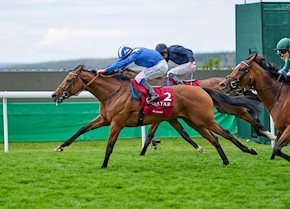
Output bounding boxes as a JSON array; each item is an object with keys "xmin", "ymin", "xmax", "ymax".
[{"xmin": 130, "ymin": 80, "xmax": 174, "ymax": 119}]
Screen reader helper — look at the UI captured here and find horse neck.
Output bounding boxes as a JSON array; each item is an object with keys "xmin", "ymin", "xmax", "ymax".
[
  {"xmin": 80, "ymin": 72, "xmax": 126, "ymax": 102},
  {"xmin": 251, "ymin": 64, "xmax": 280, "ymax": 110}
]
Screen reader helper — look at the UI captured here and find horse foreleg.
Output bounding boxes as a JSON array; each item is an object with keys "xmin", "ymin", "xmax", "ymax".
[
  {"xmin": 140, "ymin": 123, "xmax": 159, "ymax": 156},
  {"xmin": 271, "ymin": 127, "xmax": 290, "ymax": 162},
  {"xmin": 101, "ymin": 122, "xmax": 123, "ymax": 168},
  {"xmin": 270, "ymin": 133, "xmax": 281, "ymax": 159},
  {"xmin": 241, "ymin": 113, "xmax": 276, "ymax": 141},
  {"xmin": 222, "ymin": 105, "xmax": 276, "ymax": 141},
  {"xmin": 56, "ymin": 115, "xmax": 109, "ymax": 152},
  {"xmin": 168, "ymin": 119, "xmax": 204, "ymax": 154}
]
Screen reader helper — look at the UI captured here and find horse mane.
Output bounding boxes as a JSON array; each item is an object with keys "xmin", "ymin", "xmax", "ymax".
[{"xmin": 249, "ymin": 55, "xmax": 281, "ymax": 79}]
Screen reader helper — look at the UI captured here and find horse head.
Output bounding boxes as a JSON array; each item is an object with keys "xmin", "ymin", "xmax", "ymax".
[
  {"xmin": 219, "ymin": 54, "xmax": 258, "ymax": 94},
  {"xmin": 52, "ymin": 65, "xmax": 87, "ymax": 104}
]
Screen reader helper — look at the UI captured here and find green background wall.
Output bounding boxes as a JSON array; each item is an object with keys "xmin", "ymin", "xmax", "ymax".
[{"xmin": 0, "ymin": 102, "xmax": 237, "ymax": 142}]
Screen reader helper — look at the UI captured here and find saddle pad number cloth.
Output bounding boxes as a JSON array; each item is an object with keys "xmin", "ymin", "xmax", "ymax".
[{"xmin": 131, "ymin": 80, "xmax": 174, "ymax": 116}]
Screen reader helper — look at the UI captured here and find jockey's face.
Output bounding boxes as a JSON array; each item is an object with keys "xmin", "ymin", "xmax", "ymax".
[
  {"xmin": 277, "ymin": 49, "xmax": 290, "ymax": 61},
  {"xmin": 162, "ymin": 51, "xmax": 169, "ymax": 59}
]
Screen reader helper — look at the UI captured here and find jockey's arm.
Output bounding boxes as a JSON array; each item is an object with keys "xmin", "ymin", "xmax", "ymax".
[{"xmin": 102, "ymin": 54, "xmax": 137, "ymax": 74}]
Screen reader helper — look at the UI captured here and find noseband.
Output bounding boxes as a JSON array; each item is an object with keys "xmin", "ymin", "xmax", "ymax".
[
  {"xmin": 226, "ymin": 58, "xmax": 283, "ymax": 112},
  {"xmin": 58, "ymin": 71, "xmax": 100, "ymax": 99},
  {"xmin": 226, "ymin": 61, "xmax": 254, "ymax": 90}
]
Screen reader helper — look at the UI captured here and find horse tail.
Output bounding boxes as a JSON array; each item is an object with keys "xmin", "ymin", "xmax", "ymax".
[{"xmin": 202, "ymin": 87, "xmax": 261, "ymax": 118}]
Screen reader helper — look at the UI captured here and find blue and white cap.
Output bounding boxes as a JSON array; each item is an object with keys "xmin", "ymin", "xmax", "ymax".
[{"xmin": 118, "ymin": 45, "xmax": 133, "ymax": 59}]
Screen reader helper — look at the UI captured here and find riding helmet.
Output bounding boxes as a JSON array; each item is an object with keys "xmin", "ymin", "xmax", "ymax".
[{"xmin": 118, "ymin": 46, "xmax": 133, "ymax": 59}]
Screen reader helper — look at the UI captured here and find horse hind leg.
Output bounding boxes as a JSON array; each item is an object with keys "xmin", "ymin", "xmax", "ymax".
[
  {"xmin": 183, "ymin": 119, "xmax": 229, "ymax": 165},
  {"xmin": 168, "ymin": 119, "xmax": 204, "ymax": 154},
  {"xmin": 209, "ymin": 123, "xmax": 257, "ymax": 155},
  {"xmin": 219, "ymin": 125, "xmax": 257, "ymax": 155},
  {"xmin": 197, "ymin": 127, "xmax": 229, "ymax": 165},
  {"xmin": 140, "ymin": 123, "xmax": 159, "ymax": 156}
]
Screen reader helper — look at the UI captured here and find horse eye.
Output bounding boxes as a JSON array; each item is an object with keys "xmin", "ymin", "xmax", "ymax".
[
  {"xmin": 67, "ymin": 79, "xmax": 72, "ymax": 83},
  {"xmin": 238, "ymin": 68, "xmax": 244, "ymax": 71}
]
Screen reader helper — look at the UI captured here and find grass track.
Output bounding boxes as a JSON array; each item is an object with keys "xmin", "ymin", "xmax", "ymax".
[{"xmin": 0, "ymin": 138, "xmax": 289, "ymax": 209}]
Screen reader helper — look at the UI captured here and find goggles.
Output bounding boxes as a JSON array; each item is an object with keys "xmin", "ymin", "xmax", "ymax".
[{"xmin": 276, "ymin": 49, "xmax": 288, "ymax": 56}]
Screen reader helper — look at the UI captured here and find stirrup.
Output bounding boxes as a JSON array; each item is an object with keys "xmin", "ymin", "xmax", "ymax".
[{"xmin": 146, "ymin": 94, "xmax": 159, "ymax": 103}]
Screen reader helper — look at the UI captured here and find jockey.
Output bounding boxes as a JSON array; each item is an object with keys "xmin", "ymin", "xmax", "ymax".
[
  {"xmin": 98, "ymin": 46, "xmax": 168, "ymax": 103},
  {"xmin": 275, "ymin": 37, "xmax": 290, "ymax": 80},
  {"xmin": 155, "ymin": 43, "xmax": 196, "ymax": 85}
]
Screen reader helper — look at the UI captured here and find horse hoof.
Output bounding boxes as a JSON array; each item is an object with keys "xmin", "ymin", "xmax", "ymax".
[
  {"xmin": 250, "ymin": 148, "xmax": 257, "ymax": 155},
  {"xmin": 55, "ymin": 146, "xmax": 64, "ymax": 152},
  {"xmin": 223, "ymin": 160, "xmax": 230, "ymax": 165},
  {"xmin": 197, "ymin": 146, "xmax": 205, "ymax": 154},
  {"xmin": 270, "ymin": 154, "xmax": 276, "ymax": 160}
]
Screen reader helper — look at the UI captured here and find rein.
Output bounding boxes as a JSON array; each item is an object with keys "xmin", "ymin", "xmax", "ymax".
[
  {"xmin": 76, "ymin": 71, "xmax": 123, "ymax": 102},
  {"xmin": 268, "ymin": 81, "xmax": 283, "ymax": 112},
  {"xmin": 232, "ymin": 59, "xmax": 283, "ymax": 112}
]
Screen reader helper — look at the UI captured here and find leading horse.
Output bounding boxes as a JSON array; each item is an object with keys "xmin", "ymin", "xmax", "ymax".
[
  {"xmin": 220, "ymin": 54, "xmax": 290, "ymax": 162},
  {"xmin": 52, "ymin": 65, "xmax": 258, "ymax": 168}
]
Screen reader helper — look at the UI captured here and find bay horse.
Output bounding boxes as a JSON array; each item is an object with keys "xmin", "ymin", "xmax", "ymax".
[
  {"xmin": 219, "ymin": 54, "xmax": 290, "ymax": 162},
  {"xmin": 52, "ymin": 65, "xmax": 258, "ymax": 168},
  {"xmin": 122, "ymin": 69, "xmax": 275, "ymax": 144}
]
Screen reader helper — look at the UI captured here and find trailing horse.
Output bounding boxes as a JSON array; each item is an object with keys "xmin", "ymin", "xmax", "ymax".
[{"xmin": 220, "ymin": 54, "xmax": 290, "ymax": 162}]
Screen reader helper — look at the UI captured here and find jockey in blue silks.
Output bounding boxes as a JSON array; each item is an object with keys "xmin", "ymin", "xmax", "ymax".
[{"xmin": 98, "ymin": 46, "xmax": 168, "ymax": 103}]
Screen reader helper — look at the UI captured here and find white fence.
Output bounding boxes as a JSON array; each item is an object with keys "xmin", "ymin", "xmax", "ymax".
[{"xmin": 0, "ymin": 91, "xmax": 146, "ymax": 152}]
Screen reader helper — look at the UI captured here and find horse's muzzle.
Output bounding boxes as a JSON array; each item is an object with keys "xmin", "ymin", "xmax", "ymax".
[{"xmin": 52, "ymin": 92, "xmax": 63, "ymax": 104}]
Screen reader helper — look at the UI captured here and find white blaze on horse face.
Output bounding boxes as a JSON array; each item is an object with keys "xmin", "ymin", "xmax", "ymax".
[{"xmin": 56, "ymin": 102, "xmax": 59, "ymax": 106}]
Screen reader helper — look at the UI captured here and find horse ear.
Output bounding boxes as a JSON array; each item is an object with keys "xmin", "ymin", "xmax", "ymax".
[
  {"xmin": 74, "ymin": 65, "xmax": 84, "ymax": 72},
  {"xmin": 248, "ymin": 53, "xmax": 257, "ymax": 63}
]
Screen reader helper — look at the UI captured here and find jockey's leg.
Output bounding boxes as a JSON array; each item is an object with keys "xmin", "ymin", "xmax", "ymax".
[
  {"xmin": 168, "ymin": 73, "xmax": 184, "ymax": 85},
  {"xmin": 140, "ymin": 79, "xmax": 159, "ymax": 103},
  {"xmin": 135, "ymin": 60, "xmax": 168, "ymax": 103},
  {"xmin": 167, "ymin": 62, "xmax": 193, "ymax": 85}
]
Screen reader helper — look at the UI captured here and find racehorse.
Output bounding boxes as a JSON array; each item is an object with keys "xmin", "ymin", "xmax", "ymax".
[
  {"xmin": 52, "ymin": 65, "xmax": 258, "ymax": 168},
  {"xmin": 219, "ymin": 54, "xmax": 290, "ymax": 162},
  {"xmin": 122, "ymin": 69, "xmax": 275, "ymax": 145}
]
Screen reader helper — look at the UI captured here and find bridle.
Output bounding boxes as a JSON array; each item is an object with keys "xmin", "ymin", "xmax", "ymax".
[
  {"xmin": 225, "ymin": 61, "xmax": 254, "ymax": 90},
  {"xmin": 226, "ymin": 57, "xmax": 283, "ymax": 112},
  {"xmin": 59, "ymin": 68, "xmax": 123, "ymax": 102}
]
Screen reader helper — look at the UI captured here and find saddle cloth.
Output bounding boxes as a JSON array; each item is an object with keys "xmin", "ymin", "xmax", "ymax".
[{"xmin": 130, "ymin": 80, "xmax": 174, "ymax": 116}]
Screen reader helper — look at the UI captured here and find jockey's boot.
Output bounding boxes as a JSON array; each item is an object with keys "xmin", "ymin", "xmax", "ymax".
[
  {"xmin": 168, "ymin": 73, "xmax": 184, "ymax": 85},
  {"xmin": 141, "ymin": 80, "xmax": 159, "ymax": 103}
]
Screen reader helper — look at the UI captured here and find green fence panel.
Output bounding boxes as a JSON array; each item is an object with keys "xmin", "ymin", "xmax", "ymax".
[{"xmin": 0, "ymin": 102, "xmax": 237, "ymax": 142}]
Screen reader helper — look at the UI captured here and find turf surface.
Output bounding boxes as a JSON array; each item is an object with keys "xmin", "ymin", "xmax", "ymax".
[{"xmin": 0, "ymin": 138, "xmax": 289, "ymax": 209}]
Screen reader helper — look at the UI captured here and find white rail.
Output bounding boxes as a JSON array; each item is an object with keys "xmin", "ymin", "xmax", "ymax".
[{"xmin": 0, "ymin": 91, "xmax": 146, "ymax": 152}]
